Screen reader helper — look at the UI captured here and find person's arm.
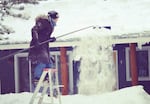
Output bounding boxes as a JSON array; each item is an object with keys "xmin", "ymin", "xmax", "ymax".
[{"xmin": 31, "ymin": 26, "xmax": 40, "ymax": 46}]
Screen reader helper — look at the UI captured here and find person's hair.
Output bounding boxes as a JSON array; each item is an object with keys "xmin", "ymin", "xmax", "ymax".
[{"xmin": 35, "ymin": 14, "xmax": 48, "ymax": 22}]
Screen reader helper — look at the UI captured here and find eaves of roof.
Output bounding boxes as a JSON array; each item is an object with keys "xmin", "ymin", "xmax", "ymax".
[{"xmin": 0, "ymin": 35, "xmax": 150, "ymax": 50}]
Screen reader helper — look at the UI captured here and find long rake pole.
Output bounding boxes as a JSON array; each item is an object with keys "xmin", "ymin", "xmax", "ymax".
[
  {"xmin": 0, "ymin": 25, "xmax": 111, "ymax": 61},
  {"xmin": 0, "ymin": 26, "xmax": 93, "ymax": 61}
]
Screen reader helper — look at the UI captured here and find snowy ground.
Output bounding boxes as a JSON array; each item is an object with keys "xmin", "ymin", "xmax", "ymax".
[{"xmin": 0, "ymin": 85, "xmax": 150, "ymax": 104}]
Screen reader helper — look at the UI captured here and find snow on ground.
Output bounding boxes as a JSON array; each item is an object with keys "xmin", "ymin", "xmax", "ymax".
[
  {"xmin": 1, "ymin": 0, "xmax": 150, "ymax": 43},
  {"xmin": 0, "ymin": 85, "xmax": 150, "ymax": 104}
]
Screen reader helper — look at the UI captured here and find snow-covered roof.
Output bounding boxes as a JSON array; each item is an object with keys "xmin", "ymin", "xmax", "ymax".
[{"xmin": 0, "ymin": 0, "xmax": 150, "ymax": 46}]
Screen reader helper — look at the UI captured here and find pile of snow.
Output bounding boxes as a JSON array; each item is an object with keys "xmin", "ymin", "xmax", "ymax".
[
  {"xmin": 73, "ymin": 29, "xmax": 116, "ymax": 95},
  {"xmin": 0, "ymin": 85, "xmax": 150, "ymax": 104}
]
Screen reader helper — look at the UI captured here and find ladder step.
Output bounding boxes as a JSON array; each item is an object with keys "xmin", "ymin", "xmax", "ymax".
[
  {"xmin": 53, "ymin": 85, "xmax": 64, "ymax": 88},
  {"xmin": 36, "ymin": 81, "xmax": 64, "ymax": 88}
]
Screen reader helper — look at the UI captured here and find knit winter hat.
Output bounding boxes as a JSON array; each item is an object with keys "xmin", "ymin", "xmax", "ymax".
[{"xmin": 48, "ymin": 10, "xmax": 59, "ymax": 19}]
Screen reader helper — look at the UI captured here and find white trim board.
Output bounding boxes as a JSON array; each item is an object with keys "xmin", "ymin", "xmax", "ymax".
[{"xmin": 0, "ymin": 37, "xmax": 150, "ymax": 50}]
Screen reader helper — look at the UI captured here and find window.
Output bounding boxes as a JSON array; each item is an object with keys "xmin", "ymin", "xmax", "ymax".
[
  {"xmin": 126, "ymin": 46, "xmax": 150, "ymax": 81},
  {"xmin": 14, "ymin": 51, "xmax": 74, "ymax": 94}
]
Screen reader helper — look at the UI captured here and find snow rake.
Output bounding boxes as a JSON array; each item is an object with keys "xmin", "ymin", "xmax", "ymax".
[{"xmin": 0, "ymin": 25, "xmax": 111, "ymax": 61}]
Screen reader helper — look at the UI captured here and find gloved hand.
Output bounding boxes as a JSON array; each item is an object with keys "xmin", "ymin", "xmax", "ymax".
[{"xmin": 49, "ymin": 37, "xmax": 56, "ymax": 42}]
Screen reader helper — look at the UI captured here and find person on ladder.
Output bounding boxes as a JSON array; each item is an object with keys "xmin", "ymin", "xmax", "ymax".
[{"xmin": 28, "ymin": 10, "xmax": 59, "ymax": 93}]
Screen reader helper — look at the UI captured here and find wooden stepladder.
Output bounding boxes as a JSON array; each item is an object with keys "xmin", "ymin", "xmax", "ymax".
[{"xmin": 29, "ymin": 68, "xmax": 63, "ymax": 104}]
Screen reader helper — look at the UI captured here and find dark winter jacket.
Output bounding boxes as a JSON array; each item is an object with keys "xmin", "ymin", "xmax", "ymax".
[{"xmin": 28, "ymin": 15, "xmax": 56, "ymax": 64}]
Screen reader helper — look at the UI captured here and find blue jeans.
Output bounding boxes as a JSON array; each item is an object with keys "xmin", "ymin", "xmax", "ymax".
[
  {"xmin": 34, "ymin": 63, "xmax": 54, "ymax": 79},
  {"xmin": 32, "ymin": 62, "xmax": 54, "ymax": 92}
]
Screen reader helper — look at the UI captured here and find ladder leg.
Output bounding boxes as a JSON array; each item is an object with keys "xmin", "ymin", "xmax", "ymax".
[
  {"xmin": 29, "ymin": 71, "xmax": 47, "ymax": 104},
  {"xmin": 55, "ymin": 70, "xmax": 62, "ymax": 104},
  {"xmin": 48, "ymin": 70, "xmax": 54, "ymax": 104},
  {"xmin": 38, "ymin": 81, "xmax": 49, "ymax": 104}
]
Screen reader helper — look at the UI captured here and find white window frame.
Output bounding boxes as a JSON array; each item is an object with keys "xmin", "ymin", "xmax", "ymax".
[
  {"xmin": 14, "ymin": 51, "xmax": 74, "ymax": 94},
  {"xmin": 126, "ymin": 46, "xmax": 150, "ymax": 81},
  {"xmin": 113, "ymin": 50, "xmax": 119, "ymax": 89}
]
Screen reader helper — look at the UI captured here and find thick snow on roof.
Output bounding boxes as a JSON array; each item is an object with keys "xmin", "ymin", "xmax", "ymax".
[
  {"xmin": 1, "ymin": 0, "xmax": 150, "ymax": 44},
  {"xmin": 0, "ymin": 85, "xmax": 150, "ymax": 104}
]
